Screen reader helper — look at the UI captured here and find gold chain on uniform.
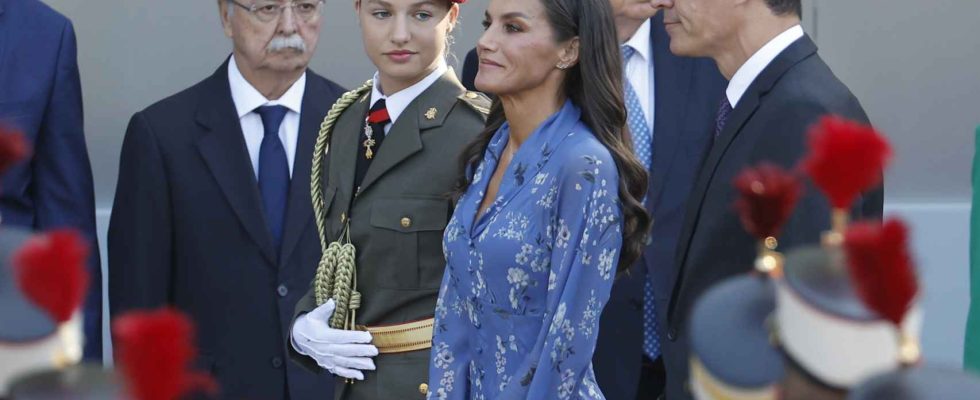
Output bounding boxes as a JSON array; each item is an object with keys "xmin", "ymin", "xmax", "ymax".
[{"xmin": 311, "ymin": 80, "xmax": 373, "ymax": 330}]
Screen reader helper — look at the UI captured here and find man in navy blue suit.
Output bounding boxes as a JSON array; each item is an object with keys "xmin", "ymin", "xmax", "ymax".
[
  {"xmin": 591, "ymin": 2, "xmax": 724, "ymax": 399},
  {"xmin": 0, "ymin": 0, "xmax": 102, "ymax": 362},
  {"xmin": 109, "ymin": 1, "xmax": 344, "ymax": 398}
]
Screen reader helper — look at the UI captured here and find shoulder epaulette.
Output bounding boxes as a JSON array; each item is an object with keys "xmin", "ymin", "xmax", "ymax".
[
  {"xmin": 352, "ymin": 79, "xmax": 373, "ymax": 104},
  {"xmin": 457, "ymin": 91, "xmax": 491, "ymax": 117}
]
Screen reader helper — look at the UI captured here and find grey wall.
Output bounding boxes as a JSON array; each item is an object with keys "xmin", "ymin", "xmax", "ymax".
[{"xmin": 42, "ymin": 0, "xmax": 978, "ymax": 366}]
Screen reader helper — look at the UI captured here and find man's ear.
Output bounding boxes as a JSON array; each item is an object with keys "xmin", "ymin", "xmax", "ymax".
[{"xmin": 219, "ymin": 0, "xmax": 234, "ymax": 39}]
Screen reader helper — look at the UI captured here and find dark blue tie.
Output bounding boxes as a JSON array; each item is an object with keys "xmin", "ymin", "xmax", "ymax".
[{"xmin": 255, "ymin": 105, "xmax": 290, "ymax": 251}]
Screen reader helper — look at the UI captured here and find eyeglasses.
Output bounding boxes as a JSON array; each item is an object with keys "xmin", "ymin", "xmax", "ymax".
[{"xmin": 227, "ymin": 0, "xmax": 325, "ymax": 24}]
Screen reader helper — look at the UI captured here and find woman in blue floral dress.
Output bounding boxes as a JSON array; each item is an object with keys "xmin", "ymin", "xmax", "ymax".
[{"xmin": 426, "ymin": 0, "xmax": 652, "ymax": 398}]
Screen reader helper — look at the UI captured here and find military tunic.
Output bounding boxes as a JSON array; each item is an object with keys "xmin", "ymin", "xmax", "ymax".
[{"xmin": 290, "ymin": 69, "xmax": 490, "ymax": 400}]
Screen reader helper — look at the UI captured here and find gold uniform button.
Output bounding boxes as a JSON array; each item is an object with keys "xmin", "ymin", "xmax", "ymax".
[
  {"xmin": 465, "ymin": 92, "xmax": 478, "ymax": 99},
  {"xmin": 400, "ymin": 217, "xmax": 412, "ymax": 228},
  {"xmin": 419, "ymin": 383, "xmax": 428, "ymax": 395}
]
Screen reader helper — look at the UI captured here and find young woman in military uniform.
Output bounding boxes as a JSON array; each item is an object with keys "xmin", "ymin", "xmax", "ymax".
[{"xmin": 288, "ymin": 0, "xmax": 488, "ymax": 399}]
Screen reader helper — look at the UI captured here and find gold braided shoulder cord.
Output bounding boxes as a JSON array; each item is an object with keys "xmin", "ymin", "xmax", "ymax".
[{"xmin": 311, "ymin": 80, "xmax": 372, "ymax": 330}]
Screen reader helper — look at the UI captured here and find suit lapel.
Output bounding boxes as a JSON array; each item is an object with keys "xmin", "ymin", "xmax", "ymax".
[
  {"xmin": 669, "ymin": 36, "xmax": 819, "ymax": 319},
  {"xmin": 195, "ymin": 59, "xmax": 278, "ymax": 266},
  {"xmin": 279, "ymin": 74, "xmax": 332, "ymax": 265},
  {"xmin": 357, "ymin": 70, "xmax": 464, "ymax": 194},
  {"xmin": 647, "ymin": 13, "xmax": 693, "ymax": 209}
]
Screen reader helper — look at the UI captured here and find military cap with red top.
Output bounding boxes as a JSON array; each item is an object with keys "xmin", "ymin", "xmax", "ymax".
[{"xmin": 773, "ymin": 116, "xmax": 923, "ymax": 391}]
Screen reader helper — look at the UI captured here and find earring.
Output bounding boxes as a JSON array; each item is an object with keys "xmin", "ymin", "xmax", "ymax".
[{"xmin": 556, "ymin": 63, "xmax": 568, "ymax": 70}]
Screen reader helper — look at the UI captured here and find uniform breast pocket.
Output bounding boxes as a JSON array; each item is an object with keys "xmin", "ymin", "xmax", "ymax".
[{"xmin": 370, "ymin": 197, "xmax": 450, "ymax": 289}]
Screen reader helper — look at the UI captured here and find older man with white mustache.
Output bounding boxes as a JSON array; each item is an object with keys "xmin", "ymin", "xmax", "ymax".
[{"xmin": 108, "ymin": 1, "xmax": 345, "ymax": 399}]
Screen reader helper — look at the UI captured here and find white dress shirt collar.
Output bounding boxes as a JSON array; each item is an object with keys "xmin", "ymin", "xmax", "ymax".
[
  {"xmin": 623, "ymin": 20, "xmax": 652, "ymax": 64},
  {"xmin": 227, "ymin": 54, "xmax": 306, "ymax": 179},
  {"xmin": 726, "ymin": 25, "xmax": 804, "ymax": 108},
  {"xmin": 369, "ymin": 61, "xmax": 448, "ymax": 127},
  {"xmin": 228, "ymin": 54, "xmax": 306, "ymax": 117}
]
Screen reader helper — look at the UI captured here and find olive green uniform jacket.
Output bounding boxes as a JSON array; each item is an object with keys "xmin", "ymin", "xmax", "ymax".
[{"xmin": 290, "ymin": 70, "xmax": 490, "ymax": 399}]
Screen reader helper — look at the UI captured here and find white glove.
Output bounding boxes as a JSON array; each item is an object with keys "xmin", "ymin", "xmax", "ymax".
[{"xmin": 291, "ymin": 299, "xmax": 378, "ymax": 380}]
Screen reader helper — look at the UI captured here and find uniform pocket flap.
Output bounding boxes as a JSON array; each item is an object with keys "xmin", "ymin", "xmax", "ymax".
[{"xmin": 370, "ymin": 197, "xmax": 449, "ymax": 232}]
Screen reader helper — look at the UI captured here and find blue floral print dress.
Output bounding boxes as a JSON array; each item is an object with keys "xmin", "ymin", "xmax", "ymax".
[{"xmin": 427, "ymin": 101, "xmax": 624, "ymax": 399}]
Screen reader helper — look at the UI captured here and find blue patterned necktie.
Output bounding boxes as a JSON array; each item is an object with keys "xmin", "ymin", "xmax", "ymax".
[
  {"xmin": 622, "ymin": 44, "xmax": 660, "ymax": 360},
  {"xmin": 715, "ymin": 96, "xmax": 733, "ymax": 138},
  {"xmin": 255, "ymin": 105, "xmax": 290, "ymax": 252}
]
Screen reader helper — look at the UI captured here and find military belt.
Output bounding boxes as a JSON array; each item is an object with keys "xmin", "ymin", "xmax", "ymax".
[{"xmin": 358, "ymin": 317, "xmax": 434, "ymax": 354}]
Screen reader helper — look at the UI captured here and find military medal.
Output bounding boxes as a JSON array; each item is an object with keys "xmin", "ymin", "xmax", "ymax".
[
  {"xmin": 363, "ymin": 101, "xmax": 391, "ymax": 160},
  {"xmin": 363, "ymin": 116, "xmax": 376, "ymax": 159}
]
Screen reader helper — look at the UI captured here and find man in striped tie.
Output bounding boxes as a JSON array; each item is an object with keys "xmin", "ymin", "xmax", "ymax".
[{"xmin": 591, "ymin": 1, "xmax": 726, "ymax": 399}]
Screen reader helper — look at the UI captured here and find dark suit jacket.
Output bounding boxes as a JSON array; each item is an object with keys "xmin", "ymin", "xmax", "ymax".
[
  {"xmin": 588, "ymin": 15, "xmax": 727, "ymax": 400},
  {"xmin": 661, "ymin": 35, "xmax": 883, "ymax": 399},
  {"xmin": 290, "ymin": 70, "xmax": 488, "ymax": 400},
  {"xmin": 0, "ymin": 0, "xmax": 101, "ymax": 361},
  {"xmin": 108, "ymin": 59, "xmax": 344, "ymax": 399}
]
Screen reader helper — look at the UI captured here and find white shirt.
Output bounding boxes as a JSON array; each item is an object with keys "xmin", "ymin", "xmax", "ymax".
[
  {"xmin": 228, "ymin": 55, "xmax": 306, "ymax": 179},
  {"xmin": 623, "ymin": 20, "xmax": 655, "ymax": 130},
  {"xmin": 726, "ymin": 25, "xmax": 805, "ymax": 108},
  {"xmin": 368, "ymin": 61, "xmax": 448, "ymax": 135}
]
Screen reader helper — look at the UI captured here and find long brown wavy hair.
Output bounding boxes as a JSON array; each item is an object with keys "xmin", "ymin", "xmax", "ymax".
[{"xmin": 454, "ymin": 0, "xmax": 651, "ymax": 273}]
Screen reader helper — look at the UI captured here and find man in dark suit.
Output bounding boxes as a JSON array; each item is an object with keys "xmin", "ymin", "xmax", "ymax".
[
  {"xmin": 108, "ymin": 1, "xmax": 344, "ymax": 398},
  {"xmin": 657, "ymin": 0, "xmax": 882, "ymax": 398},
  {"xmin": 593, "ymin": 2, "xmax": 725, "ymax": 399},
  {"xmin": 0, "ymin": 0, "xmax": 101, "ymax": 362}
]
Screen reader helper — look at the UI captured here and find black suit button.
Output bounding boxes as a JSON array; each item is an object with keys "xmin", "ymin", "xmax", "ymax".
[
  {"xmin": 667, "ymin": 328, "xmax": 677, "ymax": 341},
  {"xmin": 277, "ymin": 284, "xmax": 288, "ymax": 297},
  {"xmin": 272, "ymin": 356, "xmax": 283, "ymax": 368}
]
